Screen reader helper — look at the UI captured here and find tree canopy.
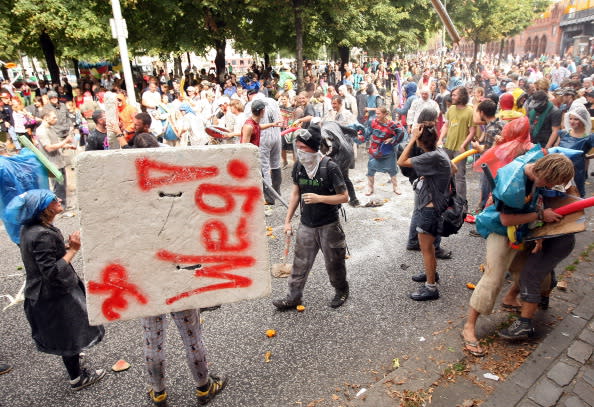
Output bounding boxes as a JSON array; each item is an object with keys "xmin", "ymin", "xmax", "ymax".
[{"xmin": 0, "ymin": 0, "xmax": 551, "ymax": 83}]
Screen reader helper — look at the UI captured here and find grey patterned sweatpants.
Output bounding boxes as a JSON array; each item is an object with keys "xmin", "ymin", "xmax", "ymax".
[
  {"xmin": 141, "ymin": 309, "xmax": 208, "ymax": 392},
  {"xmin": 286, "ymin": 221, "xmax": 348, "ymax": 301}
]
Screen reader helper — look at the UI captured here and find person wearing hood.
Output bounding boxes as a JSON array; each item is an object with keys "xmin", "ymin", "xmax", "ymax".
[
  {"xmin": 558, "ymin": 103, "xmax": 594, "ymax": 197},
  {"xmin": 272, "ymin": 125, "xmax": 350, "ymax": 310},
  {"xmin": 116, "ymin": 93, "xmax": 138, "ymax": 141},
  {"xmin": 177, "ymin": 102, "xmax": 208, "ymax": 146},
  {"xmin": 4, "ymin": 189, "xmax": 105, "ymax": 390},
  {"xmin": 525, "ymin": 90, "xmax": 562, "ymax": 148},
  {"xmin": 394, "ymin": 81, "xmax": 417, "ymax": 129}
]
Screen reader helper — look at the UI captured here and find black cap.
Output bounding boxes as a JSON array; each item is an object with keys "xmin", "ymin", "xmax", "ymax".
[
  {"xmin": 296, "ymin": 125, "xmax": 322, "ymax": 151},
  {"xmin": 586, "ymin": 90, "xmax": 594, "ymax": 98},
  {"xmin": 251, "ymin": 100, "xmax": 266, "ymax": 115}
]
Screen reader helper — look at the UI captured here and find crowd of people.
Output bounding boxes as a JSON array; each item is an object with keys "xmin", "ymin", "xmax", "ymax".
[{"xmin": 1, "ymin": 50, "xmax": 593, "ymax": 404}]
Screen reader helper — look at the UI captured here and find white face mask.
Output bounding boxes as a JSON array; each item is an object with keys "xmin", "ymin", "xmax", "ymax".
[{"xmin": 297, "ymin": 149, "xmax": 323, "ymax": 179}]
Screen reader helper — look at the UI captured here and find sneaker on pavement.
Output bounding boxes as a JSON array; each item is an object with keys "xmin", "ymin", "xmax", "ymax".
[
  {"xmin": 406, "ymin": 244, "xmax": 420, "ymax": 251},
  {"xmin": 409, "ymin": 286, "xmax": 439, "ymax": 301},
  {"xmin": 272, "ymin": 298, "xmax": 301, "ymax": 311},
  {"xmin": 498, "ymin": 318, "xmax": 535, "ymax": 340},
  {"xmin": 435, "ymin": 248, "xmax": 453, "ymax": 259},
  {"xmin": 411, "ymin": 272, "xmax": 439, "ymax": 283},
  {"xmin": 329, "ymin": 288, "xmax": 349, "ymax": 308},
  {"xmin": 196, "ymin": 374, "xmax": 227, "ymax": 405},
  {"xmin": 70, "ymin": 368, "xmax": 106, "ymax": 391},
  {"xmin": 148, "ymin": 389, "xmax": 168, "ymax": 406},
  {"xmin": 0, "ymin": 362, "xmax": 12, "ymax": 375}
]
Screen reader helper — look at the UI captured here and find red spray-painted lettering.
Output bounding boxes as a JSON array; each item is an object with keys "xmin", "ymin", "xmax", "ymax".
[
  {"xmin": 195, "ymin": 184, "xmax": 261, "ymax": 215},
  {"xmin": 88, "ymin": 263, "xmax": 148, "ymax": 321},
  {"xmin": 156, "ymin": 250, "xmax": 255, "ymax": 305},
  {"xmin": 135, "ymin": 157, "xmax": 218, "ymax": 191},
  {"xmin": 202, "ymin": 217, "xmax": 250, "ymax": 252}
]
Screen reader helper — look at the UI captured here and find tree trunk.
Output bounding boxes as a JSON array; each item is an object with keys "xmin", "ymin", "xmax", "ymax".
[
  {"xmin": 214, "ymin": 39, "xmax": 226, "ymax": 84},
  {"xmin": 338, "ymin": 46, "xmax": 350, "ymax": 74},
  {"xmin": 1, "ymin": 66, "xmax": 8, "ymax": 82},
  {"xmin": 39, "ymin": 31, "xmax": 60, "ymax": 85},
  {"xmin": 174, "ymin": 55, "xmax": 182, "ymax": 78},
  {"xmin": 264, "ymin": 53, "xmax": 271, "ymax": 69},
  {"xmin": 472, "ymin": 41, "xmax": 480, "ymax": 75},
  {"xmin": 293, "ymin": 0, "xmax": 304, "ymax": 92},
  {"xmin": 497, "ymin": 38, "xmax": 505, "ymax": 66},
  {"xmin": 72, "ymin": 58, "xmax": 80, "ymax": 84},
  {"xmin": 187, "ymin": 51, "xmax": 192, "ymax": 71},
  {"xmin": 31, "ymin": 58, "xmax": 39, "ymax": 79}
]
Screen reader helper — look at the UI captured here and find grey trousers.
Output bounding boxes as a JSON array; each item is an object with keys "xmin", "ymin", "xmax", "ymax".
[{"xmin": 287, "ymin": 221, "xmax": 348, "ymax": 301}]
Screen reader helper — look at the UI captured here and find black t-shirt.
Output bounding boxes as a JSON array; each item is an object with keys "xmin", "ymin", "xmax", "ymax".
[
  {"xmin": 85, "ymin": 128, "xmax": 106, "ymax": 151},
  {"xmin": 292, "ymin": 158, "xmax": 346, "ymax": 227},
  {"xmin": 531, "ymin": 106, "xmax": 562, "ymax": 147}
]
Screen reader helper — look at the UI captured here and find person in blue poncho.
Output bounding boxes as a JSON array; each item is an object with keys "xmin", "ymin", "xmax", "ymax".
[
  {"xmin": 462, "ymin": 151, "xmax": 576, "ymax": 356},
  {"xmin": 558, "ymin": 103, "xmax": 594, "ymax": 197},
  {"xmin": 5, "ymin": 189, "xmax": 105, "ymax": 390}
]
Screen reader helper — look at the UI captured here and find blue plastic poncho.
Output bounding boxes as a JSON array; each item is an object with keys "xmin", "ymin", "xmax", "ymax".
[
  {"xmin": 4, "ymin": 189, "xmax": 55, "ymax": 244},
  {"xmin": 476, "ymin": 146, "xmax": 545, "ymax": 238},
  {"xmin": 1, "ymin": 149, "xmax": 50, "ymax": 241},
  {"xmin": 476, "ymin": 145, "xmax": 582, "ymax": 238}
]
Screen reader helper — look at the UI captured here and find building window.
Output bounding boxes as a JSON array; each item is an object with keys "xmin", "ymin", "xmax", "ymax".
[{"xmin": 540, "ymin": 35, "xmax": 547, "ymax": 55}]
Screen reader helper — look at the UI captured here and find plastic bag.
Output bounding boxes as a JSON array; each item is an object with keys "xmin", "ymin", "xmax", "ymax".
[
  {"xmin": 474, "ymin": 117, "xmax": 533, "ymax": 176},
  {"xmin": 4, "ymin": 189, "xmax": 56, "ymax": 244},
  {"xmin": 1, "ymin": 150, "xmax": 50, "ymax": 243}
]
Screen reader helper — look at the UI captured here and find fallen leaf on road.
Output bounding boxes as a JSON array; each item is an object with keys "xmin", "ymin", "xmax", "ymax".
[
  {"xmin": 331, "ymin": 394, "xmax": 340, "ymax": 400},
  {"xmin": 306, "ymin": 399, "xmax": 324, "ymax": 407},
  {"xmin": 264, "ymin": 351, "xmax": 271, "ymax": 362},
  {"xmin": 296, "ymin": 305, "xmax": 305, "ymax": 312},
  {"xmin": 466, "ymin": 282, "xmax": 476, "ymax": 290},
  {"xmin": 392, "ymin": 358, "xmax": 400, "ymax": 369},
  {"xmin": 265, "ymin": 329, "xmax": 276, "ymax": 338},
  {"xmin": 266, "ymin": 231, "xmax": 273, "ymax": 236},
  {"xmin": 266, "ymin": 227, "xmax": 273, "ymax": 231},
  {"xmin": 556, "ymin": 280, "xmax": 568, "ymax": 290},
  {"xmin": 111, "ymin": 359, "xmax": 130, "ymax": 372}
]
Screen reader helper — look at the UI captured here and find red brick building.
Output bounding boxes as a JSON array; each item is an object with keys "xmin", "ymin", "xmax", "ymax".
[{"xmin": 457, "ymin": 0, "xmax": 594, "ymax": 59}]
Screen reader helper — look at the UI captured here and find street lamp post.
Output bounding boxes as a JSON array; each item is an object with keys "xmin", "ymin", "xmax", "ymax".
[{"xmin": 110, "ymin": 0, "xmax": 136, "ymax": 106}]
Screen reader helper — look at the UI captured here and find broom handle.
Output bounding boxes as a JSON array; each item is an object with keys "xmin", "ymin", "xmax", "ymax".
[{"xmin": 283, "ymin": 234, "xmax": 291, "ymax": 261}]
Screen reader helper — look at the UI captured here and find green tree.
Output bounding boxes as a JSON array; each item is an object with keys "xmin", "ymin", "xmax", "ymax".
[
  {"xmin": 3, "ymin": 0, "xmax": 113, "ymax": 83},
  {"xmin": 496, "ymin": 0, "xmax": 551, "ymax": 63},
  {"xmin": 449, "ymin": 0, "xmax": 551, "ymax": 65}
]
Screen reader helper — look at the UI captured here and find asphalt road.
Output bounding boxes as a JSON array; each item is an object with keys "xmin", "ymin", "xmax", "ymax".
[{"xmin": 0, "ymin": 147, "xmax": 488, "ymax": 407}]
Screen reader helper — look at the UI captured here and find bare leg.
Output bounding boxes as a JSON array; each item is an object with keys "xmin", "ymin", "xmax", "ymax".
[
  {"xmin": 462, "ymin": 307, "xmax": 484, "ymax": 354},
  {"xmin": 365, "ymin": 176, "xmax": 374, "ymax": 196},
  {"xmin": 521, "ymin": 302, "xmax": 539, "ymax": 319},
  {"xmin": 502, "ymin": 282, "xmax": 522, "ymax": 308},
  {"xmin": 281, "ymin": 150, "xmax": 288, "ymax": 167},
  {"xmin": 391, "ymin": 175, "xmax": 402, "ymax": 195},
  {"xmin": 418, "ymin": 232, "xmax": 436, "ymax": 283}
]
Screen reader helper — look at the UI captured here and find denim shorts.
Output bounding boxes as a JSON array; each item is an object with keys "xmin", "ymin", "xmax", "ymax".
[{"xmin": 414, "ymin": 206, "xmax": 441, "ymax": 237}]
